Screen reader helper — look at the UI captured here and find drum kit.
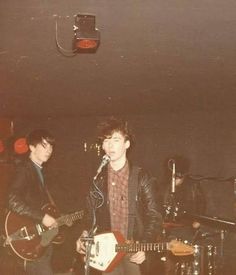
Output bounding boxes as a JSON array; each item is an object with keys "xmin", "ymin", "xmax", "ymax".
[
  {"xmin": 162, "ymin": 207, "xmax": 236, "ymax": 275},
  {"xmin": 161, "ymin": 162, "xmax": 236, "ymax": 274}
]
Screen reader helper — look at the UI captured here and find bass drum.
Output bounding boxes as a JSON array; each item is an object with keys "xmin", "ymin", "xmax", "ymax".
[{"xmin": 175, "ymin": 244, "xmax": 218, "ymax": 275}]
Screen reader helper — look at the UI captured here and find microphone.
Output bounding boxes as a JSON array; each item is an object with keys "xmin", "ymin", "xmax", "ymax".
[
  {"xmin": 94, "ymin": 155, "xmax": 111, "ymax": 180},
  {"xmin": 171, "ymin": 160, "xmax": 176, "ymax": 193}
]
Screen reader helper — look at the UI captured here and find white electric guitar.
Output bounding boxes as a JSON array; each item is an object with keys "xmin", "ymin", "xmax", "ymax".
[{"xmin": 84, "ymin": 231, "xmax": 194, "ymax": 272}]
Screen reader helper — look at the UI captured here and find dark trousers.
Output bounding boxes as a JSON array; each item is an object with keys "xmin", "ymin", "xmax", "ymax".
[
  {"xmin": 25, "ymin": 246, "xmax": 53, "ymax": 275},
  {"xmin": 101, "ymin": 255, "xmax": 141, "ymax": 275}
]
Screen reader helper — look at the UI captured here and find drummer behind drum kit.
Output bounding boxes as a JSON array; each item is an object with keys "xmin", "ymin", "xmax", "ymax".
[
  {"xmin": 162, "ymin": 164, "xmax": 236, "ymax": 275},
  {"xmin": 162, "ymin": 209, "xmax": 220, "ymax": 275},
  {"xmin": 163, "ymin": 213, "xmax": 236, "ymax": 275},
  {"xmin": 163, "ymin": 212, "xmax": 236, "ymax": 275}
]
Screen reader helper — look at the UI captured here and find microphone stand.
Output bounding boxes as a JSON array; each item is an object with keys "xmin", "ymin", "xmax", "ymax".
[
  {"xmin": 164, "ymin": 161, "xmax": 179, "ymax": 222},
  {"xmin": 83, "ymin": 155, "xmax": 110, "ymax": 274},
  {"xmin": 171, "ymin": 161, "xmax": 176, "ymax": 194},
  {"xmin": 84, "ymin": 227, "xmax": 96, "ymax": 275},
  {"xmin": 84, "ymin": 174, "xmax": 104, "ymax": 275},
  {"xmin": 217, "ymin": 229, "xmax": 226, "ymax": 274}
]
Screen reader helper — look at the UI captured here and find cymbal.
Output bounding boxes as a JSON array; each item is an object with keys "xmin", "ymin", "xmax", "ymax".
[
  {"xmin": 189, "ymin": 175, "xmax": 236, "ymax": 182},
  {"xmin": 182, "ymin": 211, "xmax": 236, "ymax": 231}
]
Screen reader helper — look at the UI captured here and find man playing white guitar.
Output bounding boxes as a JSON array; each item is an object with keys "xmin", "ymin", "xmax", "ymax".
[{"xmin": 76, "ymin": 117, "xmax": 163, "ymax": 275}]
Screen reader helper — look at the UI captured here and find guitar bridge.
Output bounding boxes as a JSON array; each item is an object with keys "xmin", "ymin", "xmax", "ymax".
[{"xmin": 20, "ymin": 226, "xmax": 35, "ymax": 240}]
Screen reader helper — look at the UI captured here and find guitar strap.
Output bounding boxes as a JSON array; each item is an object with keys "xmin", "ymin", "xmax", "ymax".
[
  {"xmin": 127, "ymin": 166, "xmax": 140, "ymax": 239},
  {"xmin": 32, "ymin": 161, "xmax": 56, "ymax": 207},
  {"xmin": 44, "ymin": 185, "xmax": 56, "ymax": 207}
]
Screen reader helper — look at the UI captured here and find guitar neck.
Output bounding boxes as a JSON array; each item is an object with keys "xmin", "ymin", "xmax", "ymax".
[
  {"xmin": 116, "ymin": 242, "xmax": 169, "ymax": 253},
  {"xmin": 56, "ymin": 210, "xmax": 84, "ymax": 227}
]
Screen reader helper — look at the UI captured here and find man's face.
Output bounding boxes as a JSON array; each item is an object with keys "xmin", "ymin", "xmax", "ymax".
[
  {"xmin": 102, "ymin": 131, "xmax": 130, "ymax": 163},
  {"xmin": 29, "ymin": 139, "xmax": 53, "ymax": 165}
]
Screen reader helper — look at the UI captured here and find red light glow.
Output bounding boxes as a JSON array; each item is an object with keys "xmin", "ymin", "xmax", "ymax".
[
  {"xmin": 14, "ymin": 138, "xmax": 29, "ymax": 154},
  {"xmin": 76, "ymin": 39, "xmax": 98, "ymax": 49}
]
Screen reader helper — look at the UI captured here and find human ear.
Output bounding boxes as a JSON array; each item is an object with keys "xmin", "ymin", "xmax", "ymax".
[
  {"xmin": 125, "ymin": 140, "xmax": 130, "ymax": 149},
  {"xmin": 29, "ymin": 144, "xmax": 35, "ymax": 152}
]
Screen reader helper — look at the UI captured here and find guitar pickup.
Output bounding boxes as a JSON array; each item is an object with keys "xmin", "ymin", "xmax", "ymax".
[
  {"xmin": 36, "ymin": 224, "xmax": 44, "ymax": 235},
  {"xmin": 95, "ymin": 241, "xmax": 99, "ymax": 256}
]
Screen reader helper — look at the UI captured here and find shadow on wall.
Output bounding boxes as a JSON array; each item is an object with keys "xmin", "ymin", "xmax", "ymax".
[{"xmin": 201, "ymin": 179, "xmax": 236, "ymax": 220}]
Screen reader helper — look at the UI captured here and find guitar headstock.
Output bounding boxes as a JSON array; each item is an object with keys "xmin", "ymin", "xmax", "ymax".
[{"xmin": 169, "ymin": 240, "xmax": 194, "ymax": 256}]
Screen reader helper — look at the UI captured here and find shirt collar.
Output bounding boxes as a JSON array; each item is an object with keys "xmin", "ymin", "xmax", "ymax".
[
  {"xmin": 30, "ymin": 158, "xmax": 43, "ymax": 169},
  {"xmin": 108, "ymin": 160, "xmax": 129, "ymax": 175}
]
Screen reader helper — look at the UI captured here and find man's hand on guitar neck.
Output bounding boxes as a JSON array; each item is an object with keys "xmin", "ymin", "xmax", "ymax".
[
  {"xmin": 42, "ymin": 213, "xmax": 58, "ymax": 228},
  {"xmin": 129, "ymin": 251, "xmax": 146, "ymax": 264}
]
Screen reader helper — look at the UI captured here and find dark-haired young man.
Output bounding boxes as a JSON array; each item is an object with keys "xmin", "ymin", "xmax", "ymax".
[
  {"xmin": 162, "ymin": 156, "xmax": 206, "ymax": 274},
  {"xmin": 7, "ymin": 129, "xmax": 57, "ymax": 275},
  {"xmin": 162, "ymin": 156, "xmax": 206, "ymax": 240},
  {"xmin": 76, "ymin": 117, "xmax": 162, "ymax": 275}
]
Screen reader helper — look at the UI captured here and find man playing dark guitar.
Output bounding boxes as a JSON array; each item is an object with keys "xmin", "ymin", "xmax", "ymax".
[{"xmin": 7, "ymin": 129, "xmax": 57, "ymax": 275}]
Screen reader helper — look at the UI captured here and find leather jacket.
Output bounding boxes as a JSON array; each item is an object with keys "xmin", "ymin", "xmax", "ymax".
[
  {"xmin": 91, "ymin": 162, "xmax": 163, "ymax": 242},
  {"xmin": 8, "ymin": 159, "xmax": 50, "ymax": 221}
]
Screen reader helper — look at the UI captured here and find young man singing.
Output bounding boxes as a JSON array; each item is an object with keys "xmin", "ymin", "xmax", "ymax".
[{"xmin": 76, "ymin": 117, "xmax": 162, "ymax": 275}]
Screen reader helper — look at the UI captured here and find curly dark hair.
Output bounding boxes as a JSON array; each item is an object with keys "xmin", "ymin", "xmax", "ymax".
[{"xmin": 97, "ymin": 116, "xmax": 133, "ymax": 144}]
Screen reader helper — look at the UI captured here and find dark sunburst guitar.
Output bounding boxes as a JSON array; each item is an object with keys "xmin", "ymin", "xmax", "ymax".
[{"xmin": 4, "ymin": 203, "xmax": 84, "ymax": 261}]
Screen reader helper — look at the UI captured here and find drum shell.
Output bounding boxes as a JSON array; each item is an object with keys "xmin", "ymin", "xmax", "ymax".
[{"xmin": 175, "ymin": 244, "xmax": 218, "ymax": 275}]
